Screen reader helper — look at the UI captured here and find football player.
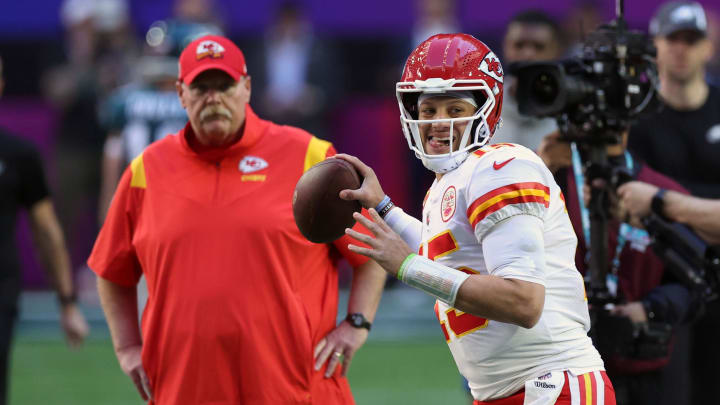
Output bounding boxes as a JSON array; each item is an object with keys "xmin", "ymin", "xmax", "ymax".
[{"xmin": 337, "ymin": 33, "xmax": 615, "ymax": 405}]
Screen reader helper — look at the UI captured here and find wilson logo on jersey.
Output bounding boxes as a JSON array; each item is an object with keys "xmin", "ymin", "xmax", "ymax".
[
  {"xmin": 441, "ymin": 186, "xmax": 456, "ymax": 222},
  {"xmin": 467, "ymin": 182, "xmax": 550, "ymax": 228},
  {"xmin": 238, "ymin": 156, "xmax": 268, "ymax": 173}
]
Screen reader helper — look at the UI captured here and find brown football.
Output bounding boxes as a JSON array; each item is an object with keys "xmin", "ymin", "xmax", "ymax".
[{"xmin": 293, "ymin": 159, "xmax": 363, "ymax": 243}]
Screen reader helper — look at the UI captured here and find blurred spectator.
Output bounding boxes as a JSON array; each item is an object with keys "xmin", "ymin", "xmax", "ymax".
[
  {"xmin": 492, "ymin": 10, "xmax": 563, "ymax": 151},
  {"xmin": 562, "ymin": 0, "xmax": 605, "ymax": 57},
  {"xmin": 145, "ymin": 0, "xmax": 224, "ymax": 58},
  {"xmin": 249, "ymin": 1, "xmax": 342, "ymax": 140},
  {"xmin": 41, "ymin": 0, "xmax": 137, "ymax": 272},
  {"xmin": 411, "ymin": 0, "xmax": 460, "ymax": 49},
  {"xmin": 627, "ymin": 2, "xmax": 720, "ymax": 405},
  {"xmin": 705, "ymin": 7, "xmax": 720, "ymax": 84},
  {"xmin": 0, "ymin": 54, "xmax": 89, "ymax": 405}
]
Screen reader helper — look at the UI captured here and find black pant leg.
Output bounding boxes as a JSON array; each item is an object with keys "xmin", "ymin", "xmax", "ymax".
[{"xmin": 0, "ymin": 307, "xmax": 17, "ymax": 405}]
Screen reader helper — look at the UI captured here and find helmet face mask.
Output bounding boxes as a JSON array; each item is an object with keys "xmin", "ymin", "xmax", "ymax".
[{"xmin": 397, "ymin": 34, "xmax": 504, "ymax": 174}]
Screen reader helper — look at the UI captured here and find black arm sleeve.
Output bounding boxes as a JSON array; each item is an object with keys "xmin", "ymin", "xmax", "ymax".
[{"xmin": 17, "ymin": 142, "xmax": 50, "ymax": 208}]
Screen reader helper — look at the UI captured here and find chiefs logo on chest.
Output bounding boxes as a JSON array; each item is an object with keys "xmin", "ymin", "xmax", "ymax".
[{"xmin": 441, "ymin": 186, "xmax": 457, "ymax": 222}]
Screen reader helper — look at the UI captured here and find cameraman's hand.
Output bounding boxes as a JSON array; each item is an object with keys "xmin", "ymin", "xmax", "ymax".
[
  {"xmin": 617, "ymin": 181, "xmax": 659, "ymax": 221},
  {"xmin": 537, "ymin": 132, "xmax": 571, "ymax": 173},
  {"xmin": 610, "ymin": 302, "xmax": 647, "ymax": 324},
  {"xmin": 583, "ymin": 179, "xmax": 624, "ymax": 222}
]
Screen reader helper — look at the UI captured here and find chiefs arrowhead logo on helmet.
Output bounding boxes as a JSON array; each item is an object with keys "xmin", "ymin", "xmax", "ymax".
[{"xmin": 479, "ymin": 51, "xmax": 504, "ymax": 84}]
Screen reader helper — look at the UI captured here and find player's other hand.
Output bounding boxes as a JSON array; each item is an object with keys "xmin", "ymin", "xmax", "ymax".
[
  {"xmin": 331, "ymin": 154, "xmax": 386, "ymax": 209},
  {"xmin": 346, "ymin": 209, "xmax": 412, "ymax": 277},
  {"xmin": 313, "ymin": 321, "xmax": 369, "ymax": 378},
  {"xmin": 116, "ymin": 344, "xmax": 153, "ymax": 401},
  {"xmin": 60, "ymin": 303, "xmax": 89, "ymax": 348}
]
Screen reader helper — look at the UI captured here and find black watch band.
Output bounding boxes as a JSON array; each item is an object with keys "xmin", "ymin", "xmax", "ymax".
[
  {"xmin": 58, "ymin": 293, "xmax": 77, "ymax": 307},
  {"xmin": 651, "ymin": 188, "xmax": 668, "ymax": 220},
  {"xmin": 345, "ymin": 313, "xmax": 372, "ymax": 331}
]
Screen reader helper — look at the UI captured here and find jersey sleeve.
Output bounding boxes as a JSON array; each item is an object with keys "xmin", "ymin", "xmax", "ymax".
[
  {"xmin": 17, "ymin": 140, "xmax": 50, "ymax": 208},
  {"xmin": 465, "ymin": 155, "xmax": 551, "ymax": 242},
  {"xmin": 87, "ymin": 163, "xmax": 143, "ymax": 286}
]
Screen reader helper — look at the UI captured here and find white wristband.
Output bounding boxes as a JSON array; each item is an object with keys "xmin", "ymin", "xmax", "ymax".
[
  {"xmin": 398, "ymin": 254, "xmax": 470, "ymax": 306},
  {"xmin": 384, "ymin": 207, "xmax": 422, "ymax": 253}
]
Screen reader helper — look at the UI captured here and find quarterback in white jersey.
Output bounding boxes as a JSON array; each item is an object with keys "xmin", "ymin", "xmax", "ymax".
[{"xmin": 337, "ymin": 34, "xmax": 614, "ymax": 405}]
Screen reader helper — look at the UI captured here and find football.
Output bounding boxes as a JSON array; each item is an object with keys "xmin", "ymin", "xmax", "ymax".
[{"xmin": 293, "ymin": 158, "xmax": 363, "ymax": 243}]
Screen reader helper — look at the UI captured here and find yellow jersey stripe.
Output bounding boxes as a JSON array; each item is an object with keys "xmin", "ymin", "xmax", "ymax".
[
  {"xmin": 468, "ymin": 188, "xmax": 549, "ymax": 224},
  {"xmin": 303, "ymin": 137, "xmax": 332, "ymax": 172},
  {"xmin": 130, "ymin": 154, "xmax": 147, "ymax": 189}
]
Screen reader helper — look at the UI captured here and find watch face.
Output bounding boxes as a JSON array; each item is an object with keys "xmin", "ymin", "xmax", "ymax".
[{"xmin": 347, "ymin": 313, "xmax": 370, "ymax": 330}]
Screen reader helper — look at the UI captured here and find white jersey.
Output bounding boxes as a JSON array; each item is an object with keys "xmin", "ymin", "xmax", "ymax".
[{"xmin": 421, "ymin": 143, "xmax": 604, "ymax": 401}]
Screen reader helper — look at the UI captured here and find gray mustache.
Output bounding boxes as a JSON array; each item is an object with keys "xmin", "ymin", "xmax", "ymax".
[{"xmin": 200, "ymin": 107, "xmax": 232, "ymax": 121}]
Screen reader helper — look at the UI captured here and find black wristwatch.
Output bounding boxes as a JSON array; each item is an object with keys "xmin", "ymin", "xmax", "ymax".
[
  {"xmin": 345, "ymin": 313, "xmax": 372, "ymax": 331},
  {"xmin": 651, "ymin": 188, "xmax": 668, "ymax": 220}
]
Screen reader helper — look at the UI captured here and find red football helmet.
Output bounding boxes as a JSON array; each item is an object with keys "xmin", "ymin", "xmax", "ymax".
[{"xmin": 397, "ymin": 33, "xmax": 504, "ymax": 173}]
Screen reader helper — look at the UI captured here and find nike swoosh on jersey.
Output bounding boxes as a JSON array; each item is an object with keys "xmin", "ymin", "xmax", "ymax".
[{"xmin": 493, "ymin": 157, "xmax": 515, "ymax": 170}]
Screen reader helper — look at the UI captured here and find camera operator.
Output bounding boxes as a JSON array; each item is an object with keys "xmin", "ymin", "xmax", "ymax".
[
  {"xmin": 618, "ymin": 181, "xmax": 720, "ymax": 245},
  {"xmin": 625, "ymin": 3, "xmax": 720, "ymax": 404},
  {"xmin": 539, "ymin": 131, "xmax": 699, "ymax": 405}
]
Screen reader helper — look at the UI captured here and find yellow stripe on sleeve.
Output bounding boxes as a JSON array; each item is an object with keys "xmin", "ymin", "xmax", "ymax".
[
  {"xmin": 130, "ymin": 153, "xmax": 147, "ymax": 189},
  {"xmin": 468, "ymin": 188, "xmax": 549, "ymax": 224},
  {"xmin": 303, "ymin": 137, "xmax": 332, "ymax": 172}
]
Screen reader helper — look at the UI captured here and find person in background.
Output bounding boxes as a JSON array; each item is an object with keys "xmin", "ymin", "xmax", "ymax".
[
  {"xmin": 626, "ymin": 3, "xmax": 720, "ymax": 404},
  {"xmin": 88, "ymin": 35, "xmax": 386, "ymax": 404},
  {"xmin": 491, "ymin": 10, "xmax": 564, "ymax": 151},
  {"xmin": 0, "ymin": 54, "xmax": 89, "ymax": 405}
]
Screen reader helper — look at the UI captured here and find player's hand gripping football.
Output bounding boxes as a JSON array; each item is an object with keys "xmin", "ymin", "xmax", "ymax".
[
  {"xmin": 345, "ymin": 209, "xmax": 413, "ymax": 278},
  {"xmin": 313, "ymin": 322, "xmax": 369, "ymax": 378},
  {"xmin": 332, "ymin": 154, "xmax": 386, "ymax": 209}
]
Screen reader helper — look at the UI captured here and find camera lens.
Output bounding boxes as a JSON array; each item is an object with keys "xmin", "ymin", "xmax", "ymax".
[{"xmin": 532, "ymin": 73, "xmax": 559, "ymax": 105}]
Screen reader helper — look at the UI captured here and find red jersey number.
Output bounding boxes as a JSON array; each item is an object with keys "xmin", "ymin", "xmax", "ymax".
[{"xmin": 424, "ymin": 232, "xmax": 490, "ymax": 341}]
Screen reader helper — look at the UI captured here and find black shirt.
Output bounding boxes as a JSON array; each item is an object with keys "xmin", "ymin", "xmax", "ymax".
[
  {"xmin": 0, "ymin": 129, "xmax": 49, "ymax": 309},
  {"xmin": 629, "ymin": 85, "xmax": 720, "ymax": 198}
]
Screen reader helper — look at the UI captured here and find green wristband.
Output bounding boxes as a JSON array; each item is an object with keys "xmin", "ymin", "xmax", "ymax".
[{"xmin": 397, "ymin": 253, "xmax": 417, "ymax": 281}]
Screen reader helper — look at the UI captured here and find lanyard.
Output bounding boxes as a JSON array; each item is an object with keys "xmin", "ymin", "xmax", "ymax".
[{"xmin": 570, "ymin": 143, "xmax": 634, "ymax": 280}]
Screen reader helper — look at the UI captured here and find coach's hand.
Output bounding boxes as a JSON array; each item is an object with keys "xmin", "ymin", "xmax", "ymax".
[
  {"xmin": 332, "ymin": 154, "xmax": 386, "ymax": 209},
  {"xmin": 314, "ymin": 321, "xmax": 369, "ymax": 378},
  {"xmin": 345, "ymin": 209, "xmax": 412, "ymax": 278},
  {"xmin": 116, "ymin": 344, "xmax": 153, "ymax": 401}
]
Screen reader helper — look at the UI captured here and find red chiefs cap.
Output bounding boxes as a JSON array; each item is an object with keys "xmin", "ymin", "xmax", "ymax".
[{"xmin": 178, "ymin": 35, "xmax": 248, "ymax": 85}]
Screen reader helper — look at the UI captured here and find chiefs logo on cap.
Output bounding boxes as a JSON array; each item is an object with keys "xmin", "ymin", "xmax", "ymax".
[{"xmin": 196, "ymin": 40, "xmax": 225, "ymax": 60}]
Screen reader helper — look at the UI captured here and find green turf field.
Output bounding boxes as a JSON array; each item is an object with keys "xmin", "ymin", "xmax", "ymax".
[{"xmin": 9, "ymin": 338, "xmax": 468, "ymax": 405}]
